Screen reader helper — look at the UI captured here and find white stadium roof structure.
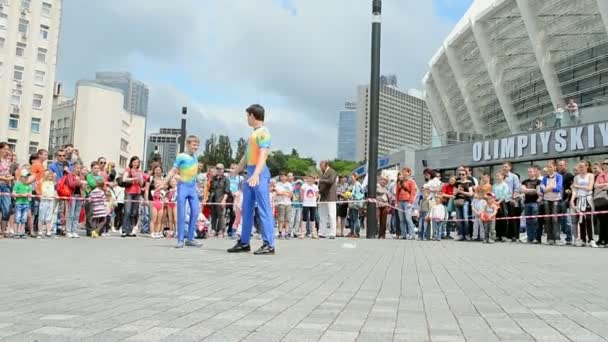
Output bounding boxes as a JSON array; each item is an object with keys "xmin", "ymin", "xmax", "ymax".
[{"xmin": 423, "ymin": 0, "xmax": 608, "ymax": 145}]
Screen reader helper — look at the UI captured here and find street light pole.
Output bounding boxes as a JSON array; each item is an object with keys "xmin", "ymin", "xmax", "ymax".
[
  {"xmin": 366, "ymin": 0, "xmax": 381, "ymax": 239},
  {"xmin": 180, "ymin": 106, "xmax": 187, "ymax": 153}
]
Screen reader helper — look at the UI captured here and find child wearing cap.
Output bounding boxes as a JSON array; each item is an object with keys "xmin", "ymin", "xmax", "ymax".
[
  {"xmin": 12, "ymin": 170, "xmax": 32, "ymax": 238},
  {"xmin": 289, "ymin": 180, "xmax": 303, "ymax": 238}
]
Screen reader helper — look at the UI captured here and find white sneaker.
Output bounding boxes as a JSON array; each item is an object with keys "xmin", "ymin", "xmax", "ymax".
[
  {"xmin": 590, "ymin": 241, "xmax": 598, "ymax": 248},
  {"xmin": 67, "ymin": 232, "xmax": 73, "ymax": 238},
  {"xmin": 72, "ymin": 233, "xmax": 80, "ymax": 238}
]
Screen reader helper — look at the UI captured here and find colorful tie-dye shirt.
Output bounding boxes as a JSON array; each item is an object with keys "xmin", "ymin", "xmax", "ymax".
[
  {"xmin": 246, "ymin": 126, "xmax": 271, "ymax": 166},
  {"xmin": 173, "ymin": 153, "xmax": 198, "ymax": 184}
]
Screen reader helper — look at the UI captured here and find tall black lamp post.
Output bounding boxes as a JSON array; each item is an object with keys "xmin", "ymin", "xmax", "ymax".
[
  {"xmin": 366, "ymin": 0, "xmax": 381, "ymax": 239},
  {"xmin": 180, "ymin": 106, "xmax": 187, "ymax": 153}
]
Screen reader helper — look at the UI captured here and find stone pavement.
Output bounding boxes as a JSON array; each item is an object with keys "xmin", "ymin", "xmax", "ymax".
[{"xmin": 1, "ymin": 236, "xmax": 608, "ymax": 342}]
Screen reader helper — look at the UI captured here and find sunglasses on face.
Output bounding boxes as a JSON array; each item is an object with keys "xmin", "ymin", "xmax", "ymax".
[
  {"xmin": 57, "ymin": 155, "xmax": 65, "ymax": 158},
  {"xmin": 603, "ymin": 162, "xmax": 608, "ymax": 166}
]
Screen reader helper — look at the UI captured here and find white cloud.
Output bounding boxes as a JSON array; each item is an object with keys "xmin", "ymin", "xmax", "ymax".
[{"xmin": 58, "ymin": 0, "xmax": 454, "ymax": 161}]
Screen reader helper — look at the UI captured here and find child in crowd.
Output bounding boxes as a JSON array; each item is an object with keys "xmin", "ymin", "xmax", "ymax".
[
  {"xmin": 300, "ymin": 175, "xmax": 319, "ymax": 239},
  {"xmin": 89, "ymin": 179, "xmax": 107, "ymax": 238},
  {"xmin": 166, "ymin": 178, "xmax": 177, "ymax": 238},
  {"xmin": 197, "ymin": 212, "xmax": 209, "ymax": 238},
  {"xmin": 471, "ymin": 188, "xmax": 488, "ymax": 241},
  {"xmin": 430, "ymin": 195, "xmax": 446, "ymax": 241},
  {"xmin": 12, "ymin": 170, "xmax": 31, "ymax": 238},
  {"xmin": 482, "ymin": 193, "xmax": 499, "ymax": 244},
  {"xmin": 290, "ymin": 180, "xmax": 303, "ymax": 238},
  {"xmin": 112, "ymin": 182, "xmax": 124, "ymax": 233},
  {"xmin": 103, "ymin": 187, "xmax": 116, "ymax": 236},
  {"xmin": 231, "ymin": 185, "xmax": 243, "ymax": 239},
  {"xmin": 150, "ymin": 181, "xmax": 166, "ymax": 239},
  {"xmin": 38, "ymin": 170, "xmax": 56, "ymax": 238},
  {"xmin": 418, "ymin": 190, "xmax": 431, "ymax": 240}
]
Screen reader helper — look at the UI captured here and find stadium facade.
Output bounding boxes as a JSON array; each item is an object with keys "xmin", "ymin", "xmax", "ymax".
[{"xmin": 423, "ymin": 0, "xmax": 608, "ymax": 145}]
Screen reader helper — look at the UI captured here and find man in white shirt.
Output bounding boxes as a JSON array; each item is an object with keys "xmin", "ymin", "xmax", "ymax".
[{"xmin": 567, "ymin": 98, "xmax": 579, "ymax": 124}]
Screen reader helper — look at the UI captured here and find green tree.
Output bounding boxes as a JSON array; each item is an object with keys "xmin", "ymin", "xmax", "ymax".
[
  {"xmin": 266, "ymin": 150, "xmax": 289, "ymax": 176},
  {"xmin": 234, "ymin": 137, "xmax": 247, "ymax": 163},
  {"xmin": 290, "ymin": 148, "xmax": 299, "ymax": 158},
  {"xmin": 285, "ymin": 156, "xmax": 314, "ymax": 176},
  {"xmin": 215, "ymin": 135, "xmax": 233, "ymax": 167},
  {"xmin": 200, "ymin": 134, "xmax": 217, "ymax": 166},
  {"xmin": 330, "ymin": 159, "xmax": 362, "ymax": 176}
]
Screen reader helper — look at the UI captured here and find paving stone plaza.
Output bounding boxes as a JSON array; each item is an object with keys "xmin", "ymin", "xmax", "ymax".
[{"xmin": 1, "ymin": 237, "xmax": 608, "ymax": 342}]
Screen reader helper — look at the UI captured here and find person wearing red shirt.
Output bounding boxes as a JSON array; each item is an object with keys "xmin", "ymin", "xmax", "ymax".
[
  {"xmin": 396, "ymin": 167, "xmax": 417, "ymax": 240},
  {"xmin": 440, "ymin": 176, "xmax": 456, "ymax": 239},
  {"xmin": 121, "ymin": 156, "xmax": 148, "ymax": 237}
]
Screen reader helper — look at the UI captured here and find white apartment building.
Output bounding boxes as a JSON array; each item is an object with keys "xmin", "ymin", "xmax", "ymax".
[
  {"xmin": 355, "ymin": 84, "xmax": 432, "ymax": 161},
  {"xmin": 0, "ymin": 0, "xmax": 62, "ymax": 161},
  {"xmin": 50, "ymin": 82, "xmax": 146, "ymax": 171}
]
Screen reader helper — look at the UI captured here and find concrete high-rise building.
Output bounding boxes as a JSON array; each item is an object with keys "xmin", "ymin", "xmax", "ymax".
[
  {"xmin": 49, "ymin": 81, "xmax": 146, "ymax": 171},
  {"xmin": 94, "ymin": 72, "xmax": 149, "ymax": 117},
  {"xmin": 337, "ymin": 101, "xmax": 357, "ymax": 161},
  {"xmin": 0, "ymin": 0, "xmax": 62, "ymax": 161},
  {"xmin": 146, "ymin": 128, "xmax": 180, "ymax": 173},
  {"xmin": 355, "ymin": 84, "xmax": 432, "ymax": 161}
]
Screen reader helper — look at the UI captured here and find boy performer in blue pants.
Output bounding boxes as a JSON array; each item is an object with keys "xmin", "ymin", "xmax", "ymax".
[
  {"xmin": 166, "ymin": 135, "xmax": 202, "ymax": 249},
  {"xmin": 228, "ymin": 104, "xmax": 275, "ymax": 255}
]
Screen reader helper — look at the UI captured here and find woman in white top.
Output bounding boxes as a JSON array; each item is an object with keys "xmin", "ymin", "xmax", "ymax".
[
  {"xmin": 571, "ymin": 161, "xmax": 596, "ymax": 247},
  {"xmin": 423, "ymin": 168, "xmax": 442, "ymax": 201}
]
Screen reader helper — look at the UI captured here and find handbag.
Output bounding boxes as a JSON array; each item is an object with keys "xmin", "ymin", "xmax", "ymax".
[
  {"xmin": 454, "ymin": 198, "xmax": 465, "ymax": 207},
  {"xmin": 593, "ymin": 187, "xmax": 608, "ymax": 209}
]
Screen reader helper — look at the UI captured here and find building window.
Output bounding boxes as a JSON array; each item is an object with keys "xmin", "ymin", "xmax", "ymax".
[
  {"xmin": 13, "ymin": 65, "xmax": 24, "ymax": 81},
  {"xmin": 21, "ymin": 0, "xmax": 31, "ymax": 11},
  {"xmin": 120, "ymin": 139, "xmax": 128, "ymax": 152},
  {"xmin": 7, "ymin": 139, "xmax": 17, "ymax": 152},
  {"xmin": 11, "ymin": 90, "xmax": 21, "ymax": 105},
  {"xmin": 0, "ymin": 13, "xmax": 7, "ymax": 29},
  {"xmin": 34, "ymin": 70, "xmax": 45, "ymax": 84},
  {"xmin": 0, "ymin": 61, "xmax": 3, "ymax": 78},
  {"xmin": 31, "ymin": 117, "xmax": 40, "ymax": 133},
  {"xmin": 119, "ymin": 156, "xmax": 128, "ymax": 168},
  {"xmin": 0, "ymin": 37, "xmax": 5, "ymax": 48},
  {"xmin": 9, "ymin": 114, "xmax": 19, "ymax": 129},
  {"xmin": 15, "ymin": 42, "xmax": 26, "ymax": 57},
  {"xmin": 57, "ymin": 118, "xmax": 62, "ymax": 128},
  {"xmin": 32, "ymin": 94, "xmax": 43, "ymax": 109},
  {"xmin": 37, "ymin": 48, "xmax": 47, "ymax": 63},
  {"xmin": 41, "ymin": 2, "xmax": 52, "ymax": 17},
  {"xmin": 39, "ymin": 25, "xmax": 49, "ymax": 40},
  {"xmin": 18, "ymin": 19, "xmax": 28, "ymax": 35},
  {"xmin": 28, "ymin": 141, "xmax": 38, "ymax": 155}
]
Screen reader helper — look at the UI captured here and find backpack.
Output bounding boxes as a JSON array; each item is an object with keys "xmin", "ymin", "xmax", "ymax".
[
  {"xmin": 116, "ymin": 171, "xmax": 133, "ymax": 188},
  {"xmin": 56, "ymin": 175, "xmax": 72, "ymax": 199}
]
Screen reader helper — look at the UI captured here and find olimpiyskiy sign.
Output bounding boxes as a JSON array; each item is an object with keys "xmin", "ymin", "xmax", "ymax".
[{"xmin": 472, "ymin": 122, "xmax": 608, "ymax": 163}]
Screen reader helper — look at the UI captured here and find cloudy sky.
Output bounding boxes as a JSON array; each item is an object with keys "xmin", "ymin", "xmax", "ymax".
[{"xmin": 57, "ymin": 0, "xmax": 472, "ymax": 161}]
